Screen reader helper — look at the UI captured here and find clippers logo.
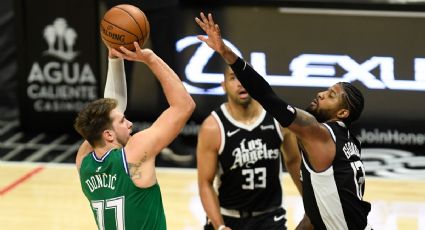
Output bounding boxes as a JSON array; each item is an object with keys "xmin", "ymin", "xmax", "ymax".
[
  {"xmin": 176, "ymin": 36, "xmax": 425, "ymax": 95},
  {"xmin": 43, "ymin": 18, "xmax": 79, "ymax": 61},
  {"xmin": 287, "ymin": 105, "xmax": 295, "ymax": 114}
]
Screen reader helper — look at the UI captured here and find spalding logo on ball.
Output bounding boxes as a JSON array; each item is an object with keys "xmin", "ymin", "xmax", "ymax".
[{"xmin": 100, "ymin": 4, "xmax": 150, "ymax": 50}]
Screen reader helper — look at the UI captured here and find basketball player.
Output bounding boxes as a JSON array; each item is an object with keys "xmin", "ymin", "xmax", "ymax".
[
  {"xmin": 196, "ymin": 66, "xmax": 303, "ymax": 230},
  {"xmin": 74, "ymin": 42, "xmax": 195, "ymax": 229},
  {"xmin": 195, "ymin": 13, "xmax": 372, "ymax": 230}
]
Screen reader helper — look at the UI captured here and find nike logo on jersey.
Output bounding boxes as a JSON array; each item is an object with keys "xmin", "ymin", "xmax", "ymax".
[
  {"xmin": 274, "ymin": 214, "xmax": 285, "ymax": 222},
  {"xmin": 260, "ymin": 124, "xmax": 275, "ymax": 130},
  {"xmin": 227, "ymin": 129, "xmax": 241, "ymax": 137},
  {"xmin": 96, "ymin": 166, "xmax": 102, "ymax": 172}
]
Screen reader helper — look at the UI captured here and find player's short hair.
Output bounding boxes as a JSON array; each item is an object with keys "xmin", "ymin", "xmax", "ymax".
[{"xmin": 74, "ymin": 98, "xmax": 117, "ymax": 146}]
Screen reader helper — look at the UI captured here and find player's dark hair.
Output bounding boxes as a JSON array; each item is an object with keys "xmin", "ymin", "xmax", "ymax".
[
  {"xmin": 74, "ymin": 98, "xmax": 117, "ymax": 146},
  {"xmin": 339, "ymin": 82, "xmax": 364, "ymax": 126}
]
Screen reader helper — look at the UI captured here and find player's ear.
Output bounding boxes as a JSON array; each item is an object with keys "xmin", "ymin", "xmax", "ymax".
[
  {"xmin": 337, "ymin": 109, "xmax": 350, "ymax": 120},
  {"xmin": 221, "ymin": 80, "xmax": 227, "ymax": 93},
  {"xmin": 103, "ymin": 129, "xmax": 115, "ymax": 142}
]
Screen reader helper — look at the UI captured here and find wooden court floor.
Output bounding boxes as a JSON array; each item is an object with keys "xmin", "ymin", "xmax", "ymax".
[{"xmin": 1, "ymin": 161, "xmax": 424, "ymax": 230}]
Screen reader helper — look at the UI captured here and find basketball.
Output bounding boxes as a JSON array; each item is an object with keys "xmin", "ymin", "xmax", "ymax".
[{"xmin": 100, "ymin": 4, "xmax": 150, "ymax": 51}]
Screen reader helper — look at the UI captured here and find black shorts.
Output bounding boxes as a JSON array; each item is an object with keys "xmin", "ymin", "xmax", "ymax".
[{"xmin": 204, "ymin": 207, "xmax": 287, "ymax": 230}]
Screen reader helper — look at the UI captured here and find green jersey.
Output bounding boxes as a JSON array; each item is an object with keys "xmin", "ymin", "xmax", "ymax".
[{"xmin": 79, "ymin": 148, "xmax": 166, "ymax": 230}]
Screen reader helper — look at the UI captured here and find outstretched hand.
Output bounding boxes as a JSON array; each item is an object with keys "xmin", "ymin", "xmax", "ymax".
[
  {"xmin": 195, "ymin": 12, "xmax": 227, "ymax": 55},
  {"xmin": 195, "ymin": 12, "xmax": 238, "ymax": 65},
  {"xmin": 111, "ymin": 42, "xmax": 155, "ymax": 63}
]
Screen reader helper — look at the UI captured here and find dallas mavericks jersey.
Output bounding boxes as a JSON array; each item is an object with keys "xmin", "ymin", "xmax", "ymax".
[
  {"xmin": 79, "ymin": 148, "xmax": 166, "ymax": 230},
  {"xmin": 301, "ymin": 121, "xmax": 371, "ymax": 230},
  {"xmin": 212, "ymin": 104, "xmax": 284, "ymax": 211}
]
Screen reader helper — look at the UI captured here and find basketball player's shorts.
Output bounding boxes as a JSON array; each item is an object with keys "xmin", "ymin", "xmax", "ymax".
[{"xmin": 204, "ymin": 207, "xmax": 286, "ymax": 230}]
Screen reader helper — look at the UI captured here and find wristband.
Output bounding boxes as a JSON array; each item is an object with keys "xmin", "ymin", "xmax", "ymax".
[{"xmin": 217, "ymin": 225, "xmax": 226, "ymax": 230}]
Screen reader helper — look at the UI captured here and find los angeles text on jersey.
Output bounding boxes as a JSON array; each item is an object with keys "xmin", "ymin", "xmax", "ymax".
[
  {"xmin": 231, "ymin": 138, "xmax": 280, "ymax": 169},
  {"xmin": 85, "ymin": 173, "xmax": 117, "ymax": 192}
]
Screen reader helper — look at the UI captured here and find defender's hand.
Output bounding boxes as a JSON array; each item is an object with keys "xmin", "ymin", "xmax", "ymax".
[{"xmin": 195, "ymin": 12, "xmax": 227, "ymax": 55}]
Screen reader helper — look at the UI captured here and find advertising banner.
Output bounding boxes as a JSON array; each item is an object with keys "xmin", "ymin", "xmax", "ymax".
[
  {"xmin": 353, "ymin": 120, "xmax": 425, "ymax": 179},
  {"xmin": 16, "ymin": 0, "xmax": 100, "ymax": 132}
]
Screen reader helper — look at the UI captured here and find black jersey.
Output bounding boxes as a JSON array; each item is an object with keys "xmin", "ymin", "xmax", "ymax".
[
  {"xmin": 212, "ymin": 104, "xmax": 284, "ymax": 212},
  {"xmin": 301, "ymin": 121, "xmax": 371, "ymax": 230}
]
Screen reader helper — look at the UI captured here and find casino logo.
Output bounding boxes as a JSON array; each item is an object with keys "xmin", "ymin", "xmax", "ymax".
[
  {"xmin": 25, "ymin": 17, "xmax": 97, "ymax": 112},
  {"xmin": 42, "ymin": 18, "xmax": 79, "ymax": 61}
]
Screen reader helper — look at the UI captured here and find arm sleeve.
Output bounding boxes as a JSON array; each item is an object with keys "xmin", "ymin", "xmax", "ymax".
[
  {"xmin": 230, "ymin": 57, "xmax": 297, "ymax": 127},
  {"xmin": 104, "ymin": 57, "xmax": 127, "ymax": 113}
]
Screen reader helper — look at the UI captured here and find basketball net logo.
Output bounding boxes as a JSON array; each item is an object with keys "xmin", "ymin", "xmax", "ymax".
[{"xmin": 43, "ymin": 18, "xmax": 79, "ymax": 61}]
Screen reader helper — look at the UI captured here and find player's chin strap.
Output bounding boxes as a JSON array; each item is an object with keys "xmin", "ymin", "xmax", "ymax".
[
  {"xmin": 230, "ymin": 57, "xmax": 296, "ymax": 127},
  {"xmin": 104, "ymin": 57, "xmax": 127, "ymax": 112}
]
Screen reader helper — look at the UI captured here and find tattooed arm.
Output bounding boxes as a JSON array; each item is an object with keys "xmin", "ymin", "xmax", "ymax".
[
  {"xmin": 117, "ymin": 44, "xmax": 194, "ymax": 188},
  {"xmin": 284, "ymin": 109, "xmax": 335, "ymax": 171}
]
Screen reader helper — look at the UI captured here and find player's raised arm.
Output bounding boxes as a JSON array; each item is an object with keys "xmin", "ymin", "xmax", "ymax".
[
  {"xmin": 114, "ymin": 42, "xmax": 195, "ymax": 186},
  {"xmin": 195, "ymin": 12, "xmax": 334, "ymax": 170},
  {"xmin": 104, "ymin": 47, "xmax": 127, "ymax": 113}
]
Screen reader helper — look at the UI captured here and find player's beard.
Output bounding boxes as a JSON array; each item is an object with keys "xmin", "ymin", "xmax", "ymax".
[
  {"xmin": 305, "ymin": 104, "xmax": 332, "ymax": 123},
  {"xmin": 238, "ymin": 96, "xmax": 252, "ymax": 107},
  {"xmin": 230, "ymin": 93, "xmax": 252, "ymax": 107}
]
